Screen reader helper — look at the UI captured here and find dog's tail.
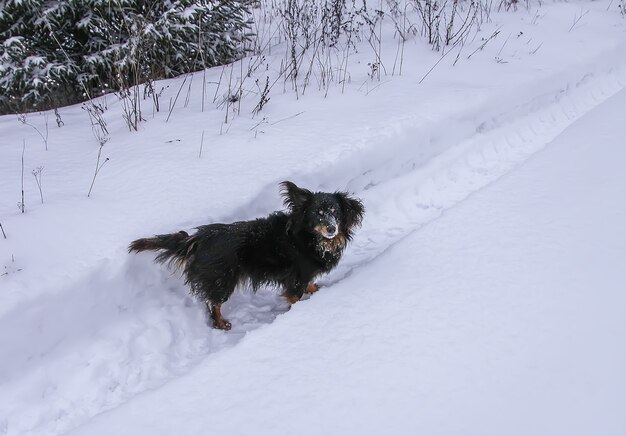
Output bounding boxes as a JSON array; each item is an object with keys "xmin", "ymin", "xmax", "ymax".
[{"xmin": 129, "ymin": 230, "xmax": 194, "ymax": 270}]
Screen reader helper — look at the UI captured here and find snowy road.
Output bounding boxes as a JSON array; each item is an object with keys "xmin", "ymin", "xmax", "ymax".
[{"xmin": 63, "ymin": 86, "xmax": 626, "ymax": 436}]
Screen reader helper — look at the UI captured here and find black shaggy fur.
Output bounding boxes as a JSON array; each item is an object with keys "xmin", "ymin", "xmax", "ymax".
[{"xmin": 129, "ymin": 181, "xmax": 364, "ymax": 330}]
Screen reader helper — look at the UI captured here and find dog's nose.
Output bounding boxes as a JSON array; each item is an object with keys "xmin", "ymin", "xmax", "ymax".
[{"xmin": 327, "ymin": 225, "xmax": 336, "ymax": 235}]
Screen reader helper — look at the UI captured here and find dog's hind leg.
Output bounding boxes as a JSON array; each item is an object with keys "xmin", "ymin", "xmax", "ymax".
[
  {"xmin": 207, "ymin": 303, "xmax": 232, "ymax": 331},
  {"xmin": 191, "ymin": 262, "xmax": 238, "ymax": 330}
]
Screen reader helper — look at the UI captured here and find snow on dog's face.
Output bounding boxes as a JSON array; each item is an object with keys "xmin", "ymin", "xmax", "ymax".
[
  {"xmin": 281, "ymin": 181, "xmax": 364, "ymax": 243},
  {"xmin": 310, "ymin": 195, "xmax": 341, "ymax": 239}
]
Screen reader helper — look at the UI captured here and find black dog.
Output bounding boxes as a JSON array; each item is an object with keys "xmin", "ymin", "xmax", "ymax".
[{"xmin": 129, "ymin": 181, "xmax": 364, "ymax": 330}]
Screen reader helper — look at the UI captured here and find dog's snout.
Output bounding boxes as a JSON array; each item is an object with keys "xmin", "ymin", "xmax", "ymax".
[{"xmin": 327, "ymin": 224, "xmax": 336, "ymax": 234}]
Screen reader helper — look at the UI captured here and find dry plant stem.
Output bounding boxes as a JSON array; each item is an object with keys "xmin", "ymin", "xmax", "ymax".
[
  {"xmin": 0, "ymin": 222, "xmax": 6, "ymax": 239},
  {"xmin": 300, "ymin": 28, "xmax": 322, "ymax": 94},
  {"xmin": 529, "ymin": 41, "xmax": 543, "ymax": 55},
  {"xmin": 419, "ymin": 40, "xmax": 462, "ymax": 84},
  {"xmin": 453, "ymin": 38, "xmax": 466, "ymax": 66},
  {"xmin": 270, "ymin": 111, "xmax": 304, "ymax": 126},
  {"xmin": 365, "ymin": 79, "xmax": 391, "ymax": 96},
  {"xmin": 144, "ymin": 79, "xmax": 162, "ymax": 116},
  {"xmin": 44, "ymin": 112, "xmax": 49, "ymax": 149},
  {"xmin": 32, "ymin": 167, "xmax": 44, "ymax": 204},
  {"xmin": 18, "ymin": 114, "xmax": 49, "ymax": 151},
  {"xmin": 219, "ymin": 121, "xmax": 233, "ymax": 136},
  {"xmin": 324, "ymin": 51, "xmax": 334, "ymax": 97},
  {"xmin": 392, "ymin": 32, "xmax": 403, "ymax": 76},
  {"xmin": 224, "ymin": 63, "xmax": 235, "ymax": 125},
  {"xmin": 306, "ymin": 45, "xmax": 323, "ymax": 93},
  {"xmin": 446, "ymin": 0, "xmax": 459, "ymax": 45},
  {"xmin": 341, "ymin": 32, "xmax": 353, "ymax": 93},
  {"xmin": 378, "ymin": 0, "xmax": 384, "ymax": 79},
  {"xmin": 34, "ymin": 175, "xmax": 43, "ymax": 204},
  {"xmin": 213, "ymin": 66, "xmax": 227, "ymax": 104},
  {"xmin": 448, "ymin": 2, "xmax": 479, "ymax": 46},
  {"xmin": 184, "ymin": 73, "xmax": 194, "ymax": 108},
  {"xmin": 166, "ymin": 74, "xmax": 190, "ymax": 123},
  {"xmin": 531, "ymin": 9, "xmax": 541, "ymax": 24},
  {"xmin": 497, "ymin": 32, "xmax": 511, "ymax": 57},
  {"xmin": 87, "ymin": 144, "xmax": 110, "ymax": 197},
  {"xmin": 54, "ymin": 108, "xmax": 64, "ymax": 127},
  {"xmin": 249, "ymin": 116, "xmax": 267, "ymax": 131},
  {"xmin": 283, "ymin": 0, "xmax": 300, "ymax": 97},
  {"xmin": 20, "ymin": 140, "xmax": 25, "ymax": 214},
  {"xmin": 202, "ymin": 67, "xmax": 207, "ymax": 112},
  {"xmin": 199, "ymin": 130, "xmax": 205, "ymax": 158},
  {"xmin": 253, "ymin": 76, "xmax": 270, "ymax": 115},
  {"xmin": 238, "ymin": 53, "xmax": 244, "ymax": 115},
  {"xmin": 467, "ymin": 26, "xmax": 502, "ymax": 59},
  {"xmin": 82, "ymin": 103, "xmax": 109, "ymax": 145},
  {"xmin": 198, "ymin": 14, "xmax": 207, "ymax": 112},
  {"xmin": 568, "ymin": 9, "xmax": 589, "ymax": 32}
]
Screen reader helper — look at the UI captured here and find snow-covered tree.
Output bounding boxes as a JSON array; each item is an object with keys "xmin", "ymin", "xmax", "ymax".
[{"xmin": 0, "ymin": 0, "xmax": 254, "ymax": 114}]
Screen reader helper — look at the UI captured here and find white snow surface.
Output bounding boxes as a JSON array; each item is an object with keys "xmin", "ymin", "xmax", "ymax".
[
  {"xmin": 67, "ymin": 86, "xmax": 626, "ymax": 436},
  {"xmin": 1, "ymin": 1, "xmax": 625, "ymax": 435}
]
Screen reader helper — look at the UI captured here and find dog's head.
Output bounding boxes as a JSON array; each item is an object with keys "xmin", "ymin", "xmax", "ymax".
[{"xmin": 281, "ymin": 181, "xmax": 364, "ymax": 242}]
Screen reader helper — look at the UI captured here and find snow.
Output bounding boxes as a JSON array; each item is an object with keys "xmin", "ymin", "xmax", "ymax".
[
  {"xmin": 1, "ymin": 1, "xmax": 625, "ymax": 435},
  {"xmin": 65, "ymin": 85, "xmax": 626, "ymax": 436},
  {"xmin": 2, "ymin": 37, "xmax": 24, "ymax": 47}
]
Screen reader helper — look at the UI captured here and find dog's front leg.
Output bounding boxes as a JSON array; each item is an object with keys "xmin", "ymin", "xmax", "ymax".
[
  {"xmin": 208, "ymin": 303, "xmax": 232, "ymax": 330},
  {"xmin": 282, "ymin": 281, "xmax": 306, "ymax": 305},
  {"xmin": 305, "ymin": 282, "xmax": 320, "ymax": 294}
]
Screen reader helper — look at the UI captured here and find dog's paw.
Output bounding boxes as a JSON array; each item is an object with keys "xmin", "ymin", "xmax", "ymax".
[
  {"xmin": 305, "ymin": 283, "xmax": 320, "ymax": 294},
  {"xmin": 285, "ymin": 295, "xmax": 300, "ymax": 305},
  {"xmin": 213, "ymin": 319, "xmax": 232, "ymax": 330}
]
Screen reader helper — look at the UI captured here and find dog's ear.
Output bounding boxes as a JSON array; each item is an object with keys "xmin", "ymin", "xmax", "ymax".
[
  {"xmin": 281, "ymin": 181, "xmax": 313, "ymax": 210},
  {"xmin": 336, "ymin": 192, "xmax": 365, "ymax": 231}
]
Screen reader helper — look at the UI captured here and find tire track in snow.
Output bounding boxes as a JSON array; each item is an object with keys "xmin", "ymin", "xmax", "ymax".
[
  {"xmin": 328, "ymin": 64, "xmax": 626, "ymax": 284},
  {"xmin": 2, "ymin": 63, "xmax": 625, "ymax": 436}
]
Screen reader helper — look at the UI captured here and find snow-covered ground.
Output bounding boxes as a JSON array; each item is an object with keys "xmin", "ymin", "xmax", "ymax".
[
  {"xmin": 1, "ymin": 1, "xmax": 625, "ymax": 435},
  {"xmin": 66, "ymin": 85, "xmax": 626, "ymax": 436}
]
